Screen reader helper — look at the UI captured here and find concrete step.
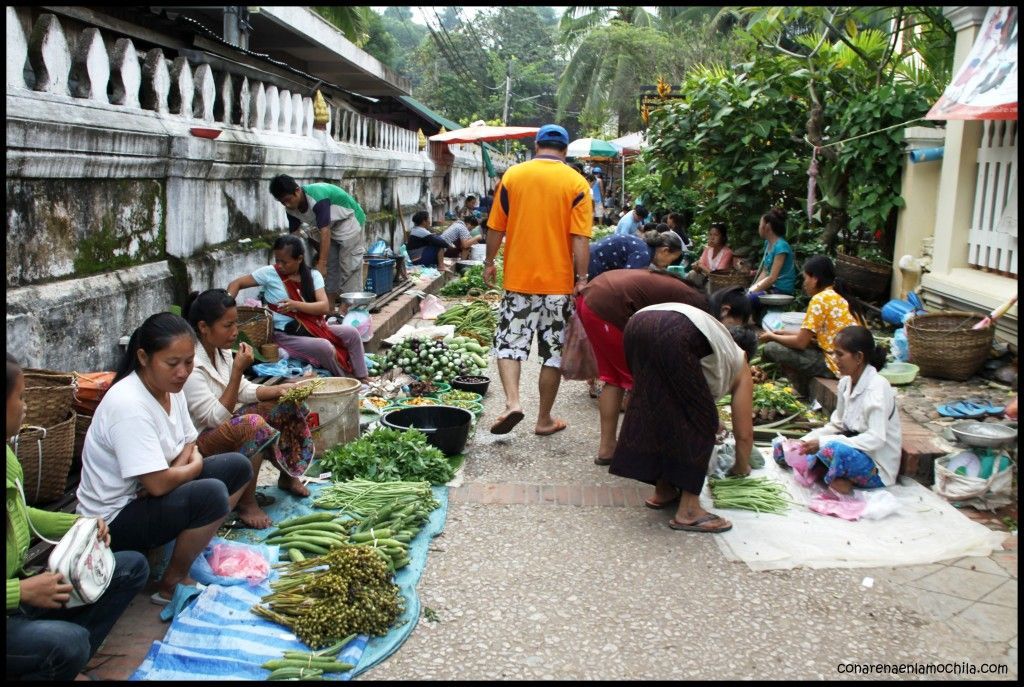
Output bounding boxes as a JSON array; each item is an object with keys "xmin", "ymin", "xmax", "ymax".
[
  {"xmin": 365, "ymin": 271, "xmax": 453, "ymax": 353},
  {"xmin": 808, "ymin": 375, "xmax": 951, "ymax": 485}
]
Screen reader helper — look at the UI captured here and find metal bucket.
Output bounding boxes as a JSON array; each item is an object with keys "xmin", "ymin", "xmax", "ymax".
[{"xmin": 298, "ymin": 377, "xmax": 361, "ymax": 455}]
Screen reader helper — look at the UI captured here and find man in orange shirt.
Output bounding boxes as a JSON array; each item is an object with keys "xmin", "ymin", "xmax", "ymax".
[{"xmin": 483, "ymin": 124, "xmax": 593, "ymax": 436}]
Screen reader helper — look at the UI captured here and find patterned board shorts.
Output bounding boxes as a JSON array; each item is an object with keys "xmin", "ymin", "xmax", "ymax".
[{"xmin": 494, "ymin": 292, "xmax": 573, "ymax": 368}]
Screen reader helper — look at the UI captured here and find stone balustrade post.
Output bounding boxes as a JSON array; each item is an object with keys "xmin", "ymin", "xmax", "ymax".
[
  {"xmin": 234, "ymin": 75, "xmax": 249, "ymax": 127},
  {"xmin": 265, "ymin": 84, "xmax": 279, "ymax": 131},
  {"xmin": 214, "ymin": 70, "xmax": 233, "ymax": 125},
  {"xmin": 7, "ymin": 7, "xmax": 28, "ymax": 90},
  {"xmin": 140, "ymin": 48, "xmax": 170, "ymax": 114},
  {"xmin": 279, "ymin": 89, "xmax": 292, "ymax": 133},
  {"xmin": 28, "ymin": 14, "xmax": 70, "ymax": 96},
  {"xmin": 193, "ymin": 64, "xmax": 215, "ymax": 122},
  {"xmin": 302, "ymin": 96, "xmax": 313, "ymax": 137},
  {"xmin": 250, "ymin": 81, "xmax": 266, "ymax": 130},
  {"xmin": 293, "ymin": 93, "xmax": 304, "ymax": 135},
  {"xmin": 70, "ymin": 27, "xmax": 109, "ymax": 102},
  {"xmin": 108, "ymin": 38, "xmax": 141, "ymax": 108},
  {"xmin": 168, "ymin": 57, "xmax": 193, "ymax": 116}
]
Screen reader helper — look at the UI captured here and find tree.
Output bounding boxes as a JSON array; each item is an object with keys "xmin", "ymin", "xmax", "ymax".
[{"xmin": 312, "ymin": 6, "xmax": 368, "ymax": 43}]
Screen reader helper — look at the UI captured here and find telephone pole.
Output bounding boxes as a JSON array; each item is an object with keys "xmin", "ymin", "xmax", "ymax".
[{"xmin": 502, "ymin": 59, "xmax": 512, "ymax": 155}]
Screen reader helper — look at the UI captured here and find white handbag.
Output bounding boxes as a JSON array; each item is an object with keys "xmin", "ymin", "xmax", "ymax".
[{"xmin": 15, "ymin": 478, "xmax": 115, "ymax": 607}]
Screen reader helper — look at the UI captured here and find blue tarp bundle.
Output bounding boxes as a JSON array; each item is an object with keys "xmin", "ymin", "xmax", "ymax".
[{"xmin": 130, "ymin": 483, "xmax": 448, "ymax": 680}]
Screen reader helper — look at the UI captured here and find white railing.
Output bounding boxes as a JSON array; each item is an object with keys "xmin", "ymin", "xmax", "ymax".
[
  {"xmin": 968, "ymin": 119, "xmax": 1017, "ymax": 276},
  {"xmin": 6, "ymin": 9, "xmax": 419, "ymax": 155}
]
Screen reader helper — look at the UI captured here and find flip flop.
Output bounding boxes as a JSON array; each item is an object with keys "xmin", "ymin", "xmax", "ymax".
[
  {"xmin": 668, "ymin": 513, "xmax": 733, "ymax": 533},
  {"xmin": 534, "ymin": 419, "xmax": 568, "ymax": 436},
  {"xmin": 150, "ymin": 591, "xmax": 173, "ymax": 606},
  {"xmin": 254, "ymin": 492, "xmax": 277, "ymax": 507},
  {"xmin": 965, "ymin": 398, "xmax": 1006, "ymax": 416},
  {"xmin": 936, "ymin": 402, "xmax": 986, "ymax": 419},
  {"xmin": 594, "ymin": 456, "xmax": 614, "ymax": 466},
  {"xmin": 490, "ymin": 410, "xmax": 525, "ymax": 435},
  {"xmin": 644, "ymin": 494, "xmax": 681, "ymax": 510}
]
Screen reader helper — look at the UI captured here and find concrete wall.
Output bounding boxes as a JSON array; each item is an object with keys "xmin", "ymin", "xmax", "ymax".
[{"xmin": 5, "ymin": 8, "xmax": 503, "ymax": 371}]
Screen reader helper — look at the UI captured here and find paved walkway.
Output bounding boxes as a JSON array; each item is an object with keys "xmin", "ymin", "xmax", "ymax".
[{"xmin": 84, "ymin": 324, "xmax": 1018, "ymax": 681}]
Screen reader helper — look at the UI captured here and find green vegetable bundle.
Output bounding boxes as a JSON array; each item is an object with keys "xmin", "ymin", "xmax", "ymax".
[
  {"xmin": 435, "ymin": 301, "xmax": 497, "ymax": 345},
  {"xmin": 440, "ymin": 265, "xmax": 499, "ymax": 296},
  {"xmin": 263, "ymin": 634, "xmax": 356, "ymax": 680},
  {"xmin": 253, "ymin": 546, "xmax": 403, "ymax": 648},
  {"xmin": 384, "ymin": 336, "xmax": 487, "ymax": 381},
  {"xmin": 319, "ymin": 428, "xmax": 455, "ymax": 484},
  {"xmin": 708, "ymin": 475, "xmax": 792, "ymax": 514}
]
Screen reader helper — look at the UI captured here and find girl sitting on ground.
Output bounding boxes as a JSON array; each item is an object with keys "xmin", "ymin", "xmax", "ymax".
[
  {"xmin": 759, "ymin": 254, "xmax": 863, "ymax": 384},
  {"xmin": 796, "ymin": 326, "xmax": 902, "ymax": 493},
  {"xmin": 226, "ymin": 235, "xmax": 369, "ymax": 381},
  {"xmin": 7, "ymin": 354, "xmax": 149, "ymax": 680},
  {"xmin": 406, "ymin": 210, "xmax": 451, "ymax": 271},
  {"xmin": 183, "ymin": 289, "xmax": 315, "ymax": 529},
  {"xmin": 76, "ymin": 313, "xmax": 252, "ymax": 605}
]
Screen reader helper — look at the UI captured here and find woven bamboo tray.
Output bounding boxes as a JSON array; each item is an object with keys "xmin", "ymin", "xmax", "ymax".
[
  {"xmin": 13, "ymin": 411, "xmax": 76, "ymax": 505},
  {"xmin": 236, "ymin": 306, "xmax": 273, "ymax": 348},
  {"xmin": 905, "ymin": 311, "xmax": 994, "ymax": 381}
]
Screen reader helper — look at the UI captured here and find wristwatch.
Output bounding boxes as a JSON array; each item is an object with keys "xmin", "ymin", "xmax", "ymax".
[{"xmin": 483, "ymin": 259, "xmax": 495, "ymax": 265}]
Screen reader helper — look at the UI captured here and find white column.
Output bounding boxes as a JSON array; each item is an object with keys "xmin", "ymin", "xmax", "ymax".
[
  {"xmin": 28, "ymin": 13, "xmax": 70, "ymax": 96},
  {"xmin": 70, "ymin": 27, "xmax": 109, "ymax": 102},
  {"xmin": 6, "ymin": 7, "xmax": 28, "ymax": 90}
]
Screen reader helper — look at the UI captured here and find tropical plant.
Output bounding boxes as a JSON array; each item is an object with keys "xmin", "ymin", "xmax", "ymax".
[{"xmin": 312, "ymin": 6, "xmax": 369, "ymax": 43}]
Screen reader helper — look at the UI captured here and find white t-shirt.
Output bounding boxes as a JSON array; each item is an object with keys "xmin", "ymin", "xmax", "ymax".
[{"xmin": 76, "ymin": 372, "xmax": 199, "ymax": 523}]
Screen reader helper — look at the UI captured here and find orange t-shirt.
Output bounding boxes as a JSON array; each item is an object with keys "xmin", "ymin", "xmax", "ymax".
[{"xmin": 487, "ymin": 156, "xmax": 593, "ymax": 295}]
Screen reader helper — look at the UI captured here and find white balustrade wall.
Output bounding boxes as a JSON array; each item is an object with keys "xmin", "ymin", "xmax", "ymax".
[{"xmin": 968, "ymin": 120, "xmax": 1017, "ymax": 276}]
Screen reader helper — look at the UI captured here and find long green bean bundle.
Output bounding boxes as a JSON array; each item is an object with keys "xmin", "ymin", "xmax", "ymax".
[
  {"xmin": 313, "ymin": 479, "xmax": 436, "ymax": 514},
  {"xmin": 709, "ymin": 475, "xmax": 792, "ymax": 514}
]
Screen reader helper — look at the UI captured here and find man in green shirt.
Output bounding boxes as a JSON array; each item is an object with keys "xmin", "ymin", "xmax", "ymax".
[{"xmin": 269, "ymin": 174, "xmax": 368, "ymax": 310}]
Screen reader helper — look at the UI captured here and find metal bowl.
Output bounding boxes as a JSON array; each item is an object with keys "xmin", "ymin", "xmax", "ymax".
[
  {"xmin": 339, "ymin": 291, "xmax": 376, "ymax": 307},
  {"xmin": 950, "ymin": 421, "xmax": 1017, "ymax": 448},
  {"xmin": 759, "ymin": 293, "xmax": 796, "ymax": 307}
]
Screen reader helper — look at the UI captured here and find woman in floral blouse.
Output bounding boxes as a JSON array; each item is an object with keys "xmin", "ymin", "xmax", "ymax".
[{"xmin": 759, "ymin": 255, "xmax": 863, "ymax": 382}]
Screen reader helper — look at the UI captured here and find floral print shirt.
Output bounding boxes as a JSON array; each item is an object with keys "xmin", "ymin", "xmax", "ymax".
[{"xmin": 802, "ymin": 287, "xmax": 860, "ymax": 377}]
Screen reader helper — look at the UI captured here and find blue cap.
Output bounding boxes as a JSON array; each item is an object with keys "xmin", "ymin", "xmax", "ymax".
[
  {"xmin": 535, "ymin": 124, "xmax": 569, "ymax": 146},
  {"xmin": 593, "ymin": 166, "xmax": 603, "ymax": 174}
]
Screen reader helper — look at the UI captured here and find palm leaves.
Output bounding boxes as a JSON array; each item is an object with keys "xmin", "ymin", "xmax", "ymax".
[{"xmin": 312, "ymin": 6, "xmax": 370, "ymax": 43}]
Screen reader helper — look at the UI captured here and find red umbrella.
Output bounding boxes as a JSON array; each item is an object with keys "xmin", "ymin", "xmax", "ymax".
[{"xmin": 429, "ymin": 125, "xmax": 539, "ymax": 144}]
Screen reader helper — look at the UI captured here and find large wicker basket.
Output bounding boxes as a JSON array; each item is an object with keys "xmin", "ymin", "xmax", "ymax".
[
  {"xmin": 708, "ymin": 270, "xmax": 753, "ymax": 293},
  {"xmin": 72, "ymin": 412, "xmax": 93, "ymax": 477},
  {"xmin": 12, "ymin": 412, "xmax": 76, "ymax": 505},
  {"xmin": 905, "ymin": 311, "xmax": 995, "ymax": 381},
  {"xmin": 835, "ymin": 251, "xmax": 893, "ymax": 303},
  {"xmin": 236, "ymin": 306, "xmax": 274, "ymax": 348},
  {"xmin": 23, "ymin": 370, "xmax": 76, "ymax": 428}
]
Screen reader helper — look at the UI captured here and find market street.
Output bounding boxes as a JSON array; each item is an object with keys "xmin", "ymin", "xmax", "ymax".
[{"xmin": 363, "ymin": 352, "xmax": 1018, "ymax": 681}]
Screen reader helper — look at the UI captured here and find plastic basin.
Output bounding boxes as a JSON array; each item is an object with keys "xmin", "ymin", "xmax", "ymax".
[{"xmin": 380, "ymin": 406, "xmax": 474, "ymax": 456}]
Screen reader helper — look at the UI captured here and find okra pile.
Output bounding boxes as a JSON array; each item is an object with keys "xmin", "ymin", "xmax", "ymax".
[{"xmin": 253, "ymin": 545, "xmax": 403, "ymax": 648}]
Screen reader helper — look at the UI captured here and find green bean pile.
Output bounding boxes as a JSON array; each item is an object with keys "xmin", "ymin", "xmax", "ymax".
[{"xmin": 708, "ymin": 476, "xmax": 792, "ymax": 514}]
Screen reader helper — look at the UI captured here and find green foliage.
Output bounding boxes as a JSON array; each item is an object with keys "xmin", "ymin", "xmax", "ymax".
[
  {"xmin": 319, "ymin": 428, "xmax": 454, "ymax": 485},
  {"xmin": 632, "ymin": 57, "xmax": 807, "ymax": 260}
]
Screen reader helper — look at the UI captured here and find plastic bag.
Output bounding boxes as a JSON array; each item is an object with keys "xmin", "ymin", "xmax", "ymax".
[
  {"xmin": 342, "ymin": 309, "xmax": 374, "ymax": 342},
  {"xmin": 560, "ymin": 312, "xmax": 599, "ymax": 381},
  {"xmin": 707, "ymin": 437, "xmax": 737, "ymax": 479},
  {"xmin": 809, "ymin": 488, "xmax": 900, "ymax": 521},
  {"xmin": 778, "ymin": 438, "xmax": 819, "ymax": 487},
  {"xmin": 419, "ymin": 294, "xmax": 447, "ymax": 320},
  {"xmin": 190, "ymin": 540, "xmax": 272, "ymax": 586},
  {"xmin": 933, "ymin": 451, "xmax": 1014, "ymax": 511}
]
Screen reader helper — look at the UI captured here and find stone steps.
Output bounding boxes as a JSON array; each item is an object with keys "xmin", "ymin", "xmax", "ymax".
[{"xmin": 809, "ymin": 376, "xmax": 950, "ymax": 486}]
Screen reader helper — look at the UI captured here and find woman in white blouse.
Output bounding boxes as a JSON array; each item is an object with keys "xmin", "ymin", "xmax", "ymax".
[
  {"xmin": 183, "ymin": 289, "xmax": 312, "ymax": 529},
  {"xmin": 796, "ymin": 326, "xmax": 902, "ymax": 492}
]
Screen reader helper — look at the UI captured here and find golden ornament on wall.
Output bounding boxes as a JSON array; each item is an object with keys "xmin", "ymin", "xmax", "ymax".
[
  {"xmin": 641, "ymin": 103, "xmax": 650, "ymax": 125},
  {"xmin": 656, "ymin": 76, "xmax": 672, "ymax": 99},
  {"xmin": 313, "ymin": 90, "xmax": 329, "ymax": 129},
  {"xmin": 417, "ymin": 128, "xmax": 427, "ymax": 149}
]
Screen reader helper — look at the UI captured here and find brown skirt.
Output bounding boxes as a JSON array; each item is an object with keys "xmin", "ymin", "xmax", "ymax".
[{"xmin": 608, "ymin": 310, "xmax": 717, "ymax": 496}]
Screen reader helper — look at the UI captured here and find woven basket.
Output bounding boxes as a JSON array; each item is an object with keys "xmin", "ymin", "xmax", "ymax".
[
  {"xmin": 13, "ymin": 412, "xmax": 76, "ymax": 505},
  {"xmin": 708, "ymin": 270, "xmax": 753, "ymax": 293},
  {"xmin": 72, "ymin": 412, "xmax": 93, "ymax": 475},
  {"xmin": 905, "ymin": 311, "xmax": 994, "ymax": 381},
  {"xmin": 23, "ymin": 370, "xmax": 76, "ymax": 428},
  {"xmin": 835, "ymin": 251, "xmax": 893, "ymax": 302},
  {"xmin": 236, "ymin": 306, "xmax": 273, "ymax": 348}
]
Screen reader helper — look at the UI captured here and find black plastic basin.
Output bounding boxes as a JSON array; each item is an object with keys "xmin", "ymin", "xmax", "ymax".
[
  {"xmin": 451, "ymin": 375, "xmax": 490, "ymax": 397},
  {"xmin": 380, "ymin": 405, "xmax": 473, "ymax": 456}
]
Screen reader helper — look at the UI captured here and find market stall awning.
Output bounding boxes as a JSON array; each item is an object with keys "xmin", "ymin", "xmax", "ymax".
[
  {"xmin": 926, "ymin": 6, "xmax": 1017, "ymax": 120},
  {"xmin": 567, "ymin": 137, "xmax": 621, "ymax": 158},
  {"xmin": 610, "ymin": 132, "xmax": 647, "ymax": 154},
  {"xmin": 429, "ymin": 124, "xmax": 539, "ymax": 144}
]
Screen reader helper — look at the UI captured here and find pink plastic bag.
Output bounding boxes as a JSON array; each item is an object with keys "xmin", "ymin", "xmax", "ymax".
[
  {"xmin": 419, "ymin": 295, "xmax": 447, "ymax": 320},
  {"xmin": 782, "ymin": 439, "xmax": 818, "ymax": 487},
  {"xmin": 208, "ymin": 543, "xmax": 270, "ymax": 585}
]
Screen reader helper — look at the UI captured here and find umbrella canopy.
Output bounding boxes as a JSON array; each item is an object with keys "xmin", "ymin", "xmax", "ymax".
[
  {"xmin": 610, "ymin": 131, "xmax": 647, "ymax": 154},
  {"xmin": 567, "ymin": 137, "xmax": 621, "ymax": 158},
  {"xmin": 429, "ymin": 125, "xmax": 540, "ymax": 144}
]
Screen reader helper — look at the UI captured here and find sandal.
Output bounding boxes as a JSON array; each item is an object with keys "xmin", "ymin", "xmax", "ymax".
[
  {"xmin": 490, "ymin": 410, "xmax": 525, "ymax": 435},
  {"xmin": 936, "ymin": 401, "xmax": 987, "ymax": 419},
  {"xmin": 254, "ymin": 492, "xmax": 276, "ymax": 507},
  {"xmin": 644, "ymin": 493, "xmax": 681, "ymax": 510},
  {"xmin": 668, "ymin": 513, "xmax": 732, "ymax": 533}
]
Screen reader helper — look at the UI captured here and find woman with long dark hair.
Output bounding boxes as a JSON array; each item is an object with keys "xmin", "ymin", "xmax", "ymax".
[
  {"xmin": 748, "ymin": 207, "xmax": 797, "ymax": 306},
  {"xmin": 226, "ymin": 235, "xmax": 368, "ymax": 381},
  {"xmin": 183, "ymin": 289, "xmax": 315, "ymax": 529},
  {"xmin": 795, "ymin": 326, "xmax": 902, "ymax": 493},
  {"xmin": 759, "ymin": 254, "xmax": 863, "ymax": 382},
  {"xmin": 7, "ymin": 354, "xmax": 149, "ymax": 680},
  {"xmin": 75, "ymin": 314, "xmax": 252, "ymax": 605},
  {"xmin": 686, "ymin": 222, "xmax": 734, "ymax": 289}
]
